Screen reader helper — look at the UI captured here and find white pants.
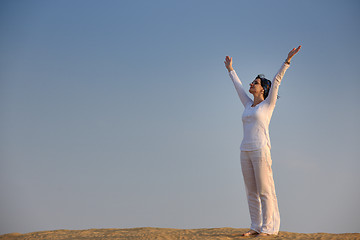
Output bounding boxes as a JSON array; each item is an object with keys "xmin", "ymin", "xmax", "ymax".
[{"xmin": 240, "ymin": 146, "xmax": 280, "ymax": 235}]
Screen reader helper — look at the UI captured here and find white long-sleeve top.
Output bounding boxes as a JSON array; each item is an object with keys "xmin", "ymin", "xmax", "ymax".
[{"xmin": 229, "ymin": 62, "xmax": 290, "ymax": 151}]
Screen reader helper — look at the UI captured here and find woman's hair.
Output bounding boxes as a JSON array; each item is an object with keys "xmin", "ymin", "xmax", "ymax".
[{"xmin": 256, "ymin": 74, "xmax": 272, "ymax": 99}]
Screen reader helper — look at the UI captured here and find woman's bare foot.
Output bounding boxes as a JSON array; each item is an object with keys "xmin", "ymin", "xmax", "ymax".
[
  {"xmin": 256, "ymin": 232, "xmax": 271, "ymax": 237},
  {"xmin": 242, "ymin": 230, "xmax": 259, "ymax": 236}
]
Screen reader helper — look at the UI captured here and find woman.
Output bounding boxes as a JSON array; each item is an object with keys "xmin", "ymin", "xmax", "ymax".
[{"xmin": 224, "ymin": 46, "xmax": 301, "ymax": 237}]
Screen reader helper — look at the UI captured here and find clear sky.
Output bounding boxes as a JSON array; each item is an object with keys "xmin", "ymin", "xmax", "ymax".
[{"xmin": 1, "ymin": 0, "xmax": 359, "ymax": 235}]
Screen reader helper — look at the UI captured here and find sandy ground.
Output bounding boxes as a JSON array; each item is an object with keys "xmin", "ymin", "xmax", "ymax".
[{"xmin": 1, "ymin": 227, "xmax": 359, "ymax": 240}]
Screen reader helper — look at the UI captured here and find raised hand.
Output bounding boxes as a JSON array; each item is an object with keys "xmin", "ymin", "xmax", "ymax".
[
  {"xmin": 224, "ymin": 56, "xmax": 234, "ymax": 72},
  {"xmin": 286, "ymin": 45, "xmax": 301, "ymax": 62}
]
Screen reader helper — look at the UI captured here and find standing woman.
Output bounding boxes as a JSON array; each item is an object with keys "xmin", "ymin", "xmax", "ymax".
[{"xmin": 224, "ymin": 46, "xmax": 301, "ymax": 237}]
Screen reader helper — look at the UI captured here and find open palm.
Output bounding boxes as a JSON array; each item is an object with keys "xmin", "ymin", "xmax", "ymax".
[
  {"xmin": 288, "ymin": 45, "xmax": 301, "ymax": 60},
  {"xmin": 224, "ymin": 56, "xmax": 233, "ymax": 71}
]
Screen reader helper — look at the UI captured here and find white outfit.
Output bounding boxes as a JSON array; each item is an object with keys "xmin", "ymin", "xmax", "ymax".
[{"xmin": 228, "ymin": 62, "xmax": 290, "ymax": 234}]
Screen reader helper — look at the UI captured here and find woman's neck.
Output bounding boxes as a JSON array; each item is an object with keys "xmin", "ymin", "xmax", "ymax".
[{"xmin": 252, "ymin": 95, "xmax": 264, "ymax": 107}]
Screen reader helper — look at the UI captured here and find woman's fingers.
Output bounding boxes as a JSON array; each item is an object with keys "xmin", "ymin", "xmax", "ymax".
[
  {"xmin": 224, "ymin": 56, "xmax": 232, "ymax": 69},
  {"xmin": 224, "ymin": 56, "xmax": 232, "ymax": 64},
  {"xmin": 288, "ymin": 45, "xmax": 301, "ymax": 58}
]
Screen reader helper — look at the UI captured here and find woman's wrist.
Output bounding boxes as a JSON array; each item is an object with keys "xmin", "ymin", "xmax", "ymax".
[
  {"xmin": 227, "ymin": 66, "xmax": 234, "ymax": 72},
  {"xmin": 285, "ymin": 58, "xmax": 291, "ymax": 64}
]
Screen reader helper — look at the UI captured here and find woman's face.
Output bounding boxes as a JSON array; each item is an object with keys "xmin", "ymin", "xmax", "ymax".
[{"xmin": 249, "ymin": 78, "xmax": 263, "ymax": 95}]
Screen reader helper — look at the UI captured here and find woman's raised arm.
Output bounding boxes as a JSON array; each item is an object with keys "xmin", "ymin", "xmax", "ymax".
[
  {"xmin": 265, "ymin": 46, "xmax": 302, "ymax": 108},
  {"xmin": 225, "ymin": 56, "xmax": 252, "ymax": 107}
]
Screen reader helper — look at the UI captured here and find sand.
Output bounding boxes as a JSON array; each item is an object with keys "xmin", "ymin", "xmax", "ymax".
[{"xmin": 1, "ymin": 227, "xmax": 359, "ymax": 240}]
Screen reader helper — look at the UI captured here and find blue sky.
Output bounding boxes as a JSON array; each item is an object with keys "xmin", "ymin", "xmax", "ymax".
[{"xmin": 1, "ymin": 0, "xmax": 360, "ymax": 235}]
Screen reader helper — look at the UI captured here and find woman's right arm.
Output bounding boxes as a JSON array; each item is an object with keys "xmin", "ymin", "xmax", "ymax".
[{"xmin": 224, "ymin": 56, "xmax": 252, "ymax": 107}]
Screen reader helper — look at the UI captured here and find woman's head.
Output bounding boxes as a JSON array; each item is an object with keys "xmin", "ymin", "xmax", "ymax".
[{"xmin": 249, "ymin": 74, "xmax": 272, "ymax": 99}]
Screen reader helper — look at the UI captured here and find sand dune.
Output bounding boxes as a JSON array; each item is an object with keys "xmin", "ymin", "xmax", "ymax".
[{"xmin": 1, "ymin": 227, "xmax": 359, "ymax": 240}]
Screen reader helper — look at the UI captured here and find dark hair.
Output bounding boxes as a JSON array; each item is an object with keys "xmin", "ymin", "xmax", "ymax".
[{"xmin": 256, "ymin": 74, "xmax": 272, "ymax": 99}]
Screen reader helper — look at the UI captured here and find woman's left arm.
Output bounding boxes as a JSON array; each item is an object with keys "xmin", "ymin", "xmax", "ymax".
[{"xmin": 266, "ymin": 46, "xmax": 302, "ymax": 107}]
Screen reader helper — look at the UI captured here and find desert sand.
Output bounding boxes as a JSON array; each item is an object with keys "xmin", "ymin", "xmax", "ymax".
[{"xmin": 1, "ymin": 227, "xmax": 359, "ymax": 240}]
